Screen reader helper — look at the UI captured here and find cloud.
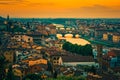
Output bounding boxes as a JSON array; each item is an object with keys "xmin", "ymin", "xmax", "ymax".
[
  {"xmin": 81, "ymin": 5, "xmax": 110, "ymax": 11},
  {"xmin": 80, "ymin": 4, "xmax": 120, "ymax": 12},
  {"xmin": 27, "ymin": 2, "xmax": 55, "ymax": 7},
  {"xmin": 87, "ymin": 5, "xmax": 120, "ymax": 17},
  {"xmin": 0, "ymin": 0, "xmax": 55, "ymax": 7},
  {"xmin": 57, "ymin": 4, "xmax": 120, "ymax": 18},
  {"xmin": 0, "ymin": 0, "xmax": 28, "ymax": 5}
]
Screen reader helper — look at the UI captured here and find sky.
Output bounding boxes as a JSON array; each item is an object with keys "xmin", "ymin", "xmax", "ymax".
[{"xmin": 0, "ymin": 0, "xmax": 120, "ymax": 18}]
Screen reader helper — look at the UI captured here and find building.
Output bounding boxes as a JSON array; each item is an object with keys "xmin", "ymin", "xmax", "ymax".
[
  {"xmin": 13, "ymin": 67, "xmax": 24, "ymax": 80},
  {"xmin": 12, "ymin": 64, "xmax": 29, "ymax": 80},
  {"xmin": 4, "ymin": 50, "xmax": 16, "ymax": 64},
  {"xmin": 108, "ymin": 49, "xmax": 120, "ymax": 68},
  {"xmin": 11, "ymin": 35, "xmax": 33, "ymax": 43},
  {"xmin": 102, "ymin": 49, "xmax": 120, "ymax": 72},
  {"xmin": 61, "ymin": 54, "xmax": 95, "ymax": 66},
  {"xmin": 28, "ymin": 59, "xmax": 47, "ymax": 66},
  {"xmin": 51, "ymin": 55, "xmax": 63, "ymax": 65},
  {"xmin": 55, "ymin": 42, "xmax": 63, "ymax": 50},
  {"xmin": 29, "ymin": 64, "xmax": 47, "ymax": 73},
  {"xmin": 103, "ymin": 33, "xmax": 108, "ymax": 40},
  {"xmin": 22, "ymin": 35, "xmax": 33, "ymax": 42},
  {"xmin": 46, "ymin": 24, "xmax": 56, "ymax": 35},
  {"xmin": 112, "ymin": 33, "xmax": 120, "ymax": 43}
]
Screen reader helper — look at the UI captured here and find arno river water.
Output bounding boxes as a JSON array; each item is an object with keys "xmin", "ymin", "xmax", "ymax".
[{"xmin": 56, "ymin": 34, "xmax": 90, "ymax": 46}]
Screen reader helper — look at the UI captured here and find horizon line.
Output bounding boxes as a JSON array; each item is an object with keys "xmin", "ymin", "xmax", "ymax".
[
  {"xmin": 11, "ymin": 17, "xmax": 120, "ymax": 19},
  {"xmin": 1, "ymin": 16, "xmax": 120, "ymax": 19}
]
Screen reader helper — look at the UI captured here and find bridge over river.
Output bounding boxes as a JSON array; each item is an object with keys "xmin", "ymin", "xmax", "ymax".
[{"xmin": 57, "ymin": 33, "xmax": 120, "ymax": 48}]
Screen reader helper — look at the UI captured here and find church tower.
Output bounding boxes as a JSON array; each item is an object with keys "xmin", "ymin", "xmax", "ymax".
[
  {"xmin": 6, "ymin": 14, "xmax": 10, "ymax": 32},
  {"xmin": 97, "ymin": 44, "xmax": 103, "ymax": 74},
  {"xmin": 7, "ymin": 14, "xmax": 9, "ymax": 21}
]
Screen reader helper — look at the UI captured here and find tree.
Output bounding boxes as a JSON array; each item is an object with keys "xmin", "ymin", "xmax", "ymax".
[
  {"xmin": 83, "ymin": 65, "xmax": 91, "ymax": 72},
  {"xmin": 80, "ymin": 46, "xmax": 85, "ymax": 55},
  {"xmin": 62, "ymin": 42, "xmax": 70, "ymax": 50},
  {"xmin": 47, "ymin": 76, "xmax": 86, "ymax": 80},
  {"xmin": 62, "ymin": 42, "xmax": 93, "ymax": 56},
  {"xmin": 84, "ymin": 44, "xmax": 93, "ymax": 56},
  {"xmin": 76, "ymin": 45, "xmax": 81, "ymax": 54},
  {"xmin": 53, "ymin": 69, "xmax": 58, "ymax": 78},
  {"xmin": 0, "ymin": 55, "xmax": 6, "ymax": 80},
  {"xmin": 22, "ymin": 74, "xmax": 42, "ymax": 80},
  {"xmin": 13, "ymin": 26, "xmax": 26, "ymax": 33},
  {"xmin": 47, "ymin": 61, "xmax": 53, "ymax": 74},
  {"xmin": 74, "ymin": 44, "xmax": 79, "ymax": 53},
  {"xmin": 68, "ymin": 43, "xmax": 73, "ymax": 52},
  {"xmin": 5, "ymin": 64, "xmax": 15, "ymax": 80},
  {"xmin": 90, "ymin": 66, "xmax": 96, "ymax": 75},
  {"xmin": 0, "ymin": 38, "xmax": 2, "ymax": 45}
]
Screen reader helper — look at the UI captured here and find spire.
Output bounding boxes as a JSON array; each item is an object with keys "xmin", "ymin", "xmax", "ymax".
[{"xmin": 7, "ymin": 14, "xmax": 9, "ymax": 21}]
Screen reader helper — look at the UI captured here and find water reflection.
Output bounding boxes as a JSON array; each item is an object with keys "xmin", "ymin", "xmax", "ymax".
[{"xmin": 57, "ymin": 34, "xmax": 90, "ymax": 46}]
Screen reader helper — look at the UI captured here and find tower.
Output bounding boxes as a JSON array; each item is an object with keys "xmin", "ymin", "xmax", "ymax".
[
  {"xmin": 97, "ymin": 44, "xmax": 103, "ymax": 74},
  {"xmin": 7, "ymin": 14, "xmax": 9, "ymax": 21},
  {"xmin": 6, "ymin": 15, "xmax": 12, "ymax": 32}
]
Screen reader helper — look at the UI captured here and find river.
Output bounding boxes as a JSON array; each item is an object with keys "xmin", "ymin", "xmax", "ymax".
[{"xmin": 56, "ymin": 34, "xmax": 90, "ymax": 46}]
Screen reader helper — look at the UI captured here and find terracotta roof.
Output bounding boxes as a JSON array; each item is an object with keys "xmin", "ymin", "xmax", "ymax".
[
  {"xmin": 113, "ymin": 33, "xmax": 120, "ymax": 36},
  {"xmin": 30, "ymin": 64, "xmax": 47, "ymax": 68},
  {"xmin": 108, "ymin": 49, "xmax": 120, "ymax": 57},
  {"xmin": 62, "ymin": 54, "xmax": 94, "ymax": 62},
  {"xmin": 107, "ymin": 51, "xmax": 116, "ymax": 57}
]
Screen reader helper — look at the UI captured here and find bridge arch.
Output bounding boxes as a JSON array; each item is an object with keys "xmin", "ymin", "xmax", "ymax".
[
  {"xmin": 56, "ymin": 34, "xmax": 81, "ymax": 38},
  {"xmin": 64, "ymin": 34, "xmax": 73, "ymax": 38}
]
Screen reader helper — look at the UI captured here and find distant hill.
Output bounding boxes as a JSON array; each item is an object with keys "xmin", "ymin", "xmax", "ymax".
[
  {"xmin": 0, "ymin": 16, "xmax": 5, "ymax": 21},
  {"xmin": 0, "ymin": 16, "xmax": 6, "ymax": 24}
]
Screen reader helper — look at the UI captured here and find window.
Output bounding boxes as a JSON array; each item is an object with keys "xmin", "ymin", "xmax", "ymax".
[
  {"xmin": 34, "ymin": 67, "xmax": 38, "ymax": 70},
  {"xmin": 53, "ymin": 57, "xmax": 56, "ymax": 60},
  {"xmin": 57, "ymin": 57, "xmax": 59, "ymax": 60},
  {"xmin": 53, "ymin": 61, "xmax": 56, "ymax": 63},
  {"xmin": 28, "ymin": 38, "xmax": 30, "ymax": 41}
]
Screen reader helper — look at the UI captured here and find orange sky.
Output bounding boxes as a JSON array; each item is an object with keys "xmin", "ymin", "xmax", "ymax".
[{"xmin": 0, "ymin": 0, "xmax": 120, "ymax": 18}]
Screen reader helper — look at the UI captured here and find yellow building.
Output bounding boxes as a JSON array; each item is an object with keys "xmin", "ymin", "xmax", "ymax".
[
  {"xmin": 11, "ymin": 35, "xmax": 33, "ymax": 43},
  {"xmin": 50, "ymin": 29, "xmax": 56, "ymax": 35},
  {"xmin": 4, "ymin": 50, "xmax": 15, "ymax": 63},
  {"xmin": 22, "ymin": 35, "xmax": 33, "ymax": 43},
  {"xmin": 13, "ymin": 68, "xmax": 23, "ymax": 80},
  {"xmin": 28, "ymin": 59, "xmax": 47, "ymax": 66},
  {"xmin": 55, "ymin": 42, "xmax": 63, "ymax": 50},
  {"xmin": 112, "ymin": 34, "xmax": 120, "ymax": 43},
  {"xmin": 103, "ymin": 33, "xmax": 108, "ymax": 40}
]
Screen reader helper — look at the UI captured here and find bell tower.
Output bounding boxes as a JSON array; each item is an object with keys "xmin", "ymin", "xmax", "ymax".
[
  {"xmin": 7, "ymin": 14, "xmax": 9, "ymax": 21},
  {"xmin": 97, "ymin": 44, "xmax": 103, "ymax": 74}
]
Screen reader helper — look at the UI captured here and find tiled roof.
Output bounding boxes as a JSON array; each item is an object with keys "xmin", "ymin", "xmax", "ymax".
[
  {"xmin": 62, "ymin": 54, "xmax": 94, "ymax": 62},
  {"xmin": 108, "ymin": 49, "xmax": 120, "ymax": 56}
]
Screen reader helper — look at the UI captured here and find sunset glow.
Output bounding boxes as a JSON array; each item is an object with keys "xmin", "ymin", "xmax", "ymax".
[{"xmin": 0, "ymin": 0, "xmax": 120, "ymax": 18}]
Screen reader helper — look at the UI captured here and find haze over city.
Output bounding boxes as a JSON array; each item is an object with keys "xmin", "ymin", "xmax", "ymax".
[
  {"xmin": 0, "ymin": 0, "xmax": 120, "ymax": 18},
  {"xmin": 0, "ymin": 0, "xmax": 120, "ymax": 80}
]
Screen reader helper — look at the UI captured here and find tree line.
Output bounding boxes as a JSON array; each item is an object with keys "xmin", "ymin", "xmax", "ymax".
[{"xmin": 62, "ymin": 42, "xmax": 93, "ymax": 56}]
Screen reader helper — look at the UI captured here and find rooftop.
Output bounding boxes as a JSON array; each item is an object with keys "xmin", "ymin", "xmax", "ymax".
[{"xmin": 62, "ymin": 54, "xmax": 94, "ymax": 62}]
